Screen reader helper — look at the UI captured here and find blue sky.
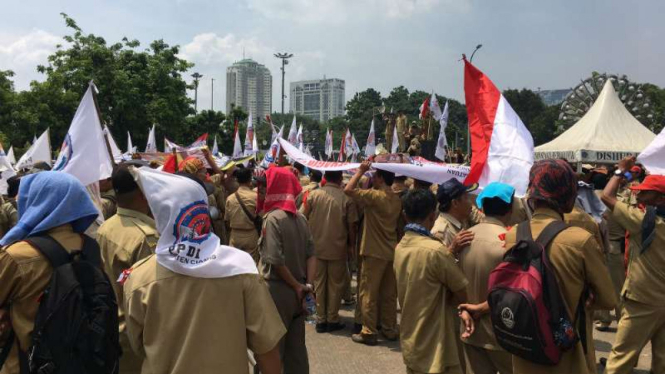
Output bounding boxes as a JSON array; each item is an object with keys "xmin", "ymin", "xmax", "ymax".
[{"xmin": 1, "ymin": 0, "xmax": 663, "ymax": 113}]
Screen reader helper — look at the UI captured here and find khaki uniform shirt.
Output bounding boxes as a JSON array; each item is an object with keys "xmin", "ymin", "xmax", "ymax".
[
  {"xmin": 259, "ymin": 209, "xmax": 314, "ymax": 283},
  {"xmin": 296, "ymin": 182, "xmax": 319, "ymax": 209},
  {"xmin": 303, "ymin": 184, "xmax": 359, "ymax": 261},
  {"xmin": 97, "ymin": 208, "xmax": 158, "ymax": 335},
  {"xmin": 353, "ymin": 189, "xmax": 402, "ymax": 261},
  {"xmin": 0, "ymin": 200, "xmax": 18, "ymax": 239},
  {"xmin": 225, "ymin": 186, "xmax": 257, "ymax": 231},
  {"xmin": 612, "ymin": 201, "xmax": 665, "ymax": 306},
  {"xmin": 564, "ymin": 206, "xmax": 604, "ymax": 250},
  {"xmin": 394, "ymin": 232, "xmax": 469, "ymax": 373},
  {"xmin": 407, "ymin": 137, "xmax": 421, "ymax": 156},
  {"xmin": 431, "ymin": 212, "xmax": 467, "ymax": 247},
  {"xmin": 459, "ymin": 217, "xmax": 507, "ymax": 350},
  {"xmin": 605, "ymin": 189, "xmax": 632, "ymax": 242},
  {"xmin": 0, "ymin": 225, "xmax": 84, "ymax": 373},
  {"xmin": 123, "ymin": 256, "xmax": 286, "ymax": 374},
  {"xmin": 505, "ymin": 208, "xmax": 617, "ymax": 374},
  {"xmin": 298, "ymin": 175, "xmax": 310, "ymax": 187}
]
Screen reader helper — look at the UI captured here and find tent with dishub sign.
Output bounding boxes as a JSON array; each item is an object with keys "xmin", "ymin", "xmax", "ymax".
[{"xmin": 534, "ymin": 80, "xmax": 655, "ymax": 164}]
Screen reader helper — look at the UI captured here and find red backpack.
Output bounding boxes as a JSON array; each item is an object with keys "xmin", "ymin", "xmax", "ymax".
[{"xmin": 487, "ymin": 221, "xmax": 587, "ymax": 365}]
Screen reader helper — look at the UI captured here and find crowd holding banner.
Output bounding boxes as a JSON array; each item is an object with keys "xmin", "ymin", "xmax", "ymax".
[{"xmin": 0, "ymin": 57, "xmax": 663, "ymax": 374}]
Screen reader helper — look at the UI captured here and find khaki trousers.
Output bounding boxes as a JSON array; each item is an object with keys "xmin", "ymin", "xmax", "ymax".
[
  {"xmin": 266, "ymin": 281, "xmax": 309, "ymax": 374},
  {"xmin": 463, "ymin": 343, "xmax": 513, "ymax": 374},
  {"xmin": 119, "ymin": 332, "xmax": 143, "ymax": 374},
  {"xmin": 406, "ymin": 366, "xmax": 463, "ymax": 374},
  {"xmin": 359, "ymin": 256, "xmax": 397, "ymax": 336},
  {"xmin": 314, "ymin": 259, "xmax": 346, "ymax": 324},
  {"xmin": 354, "ymin": 255, "xmax": 364, "ymax": 324},
  {"xmin": 605, "ymin": 298, "xmax": 665, "ymax": 374},
  {"xmin": 230, "ymin": 228, "xmax": 259, "ymax": 263}
]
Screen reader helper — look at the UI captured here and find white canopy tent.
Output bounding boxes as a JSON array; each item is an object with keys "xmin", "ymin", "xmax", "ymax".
[{"xmin": 535, "ymin": 80, "xmax": 655, "ymax": 163}]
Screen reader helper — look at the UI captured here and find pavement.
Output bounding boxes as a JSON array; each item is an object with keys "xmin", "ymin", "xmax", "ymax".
[{"xmin": 306, "ymin": 302, "xmax": 653, "ymax": 374}]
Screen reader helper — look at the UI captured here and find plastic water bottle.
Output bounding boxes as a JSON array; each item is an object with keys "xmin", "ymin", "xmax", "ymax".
[{"xmin": 305, "ymin": 293, "xmax": 317, "ymax": 324}]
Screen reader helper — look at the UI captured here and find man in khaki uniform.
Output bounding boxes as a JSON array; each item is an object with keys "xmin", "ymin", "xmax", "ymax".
[
  {"xmin": 225, "ymin": 167, "xmax": 260, "ymax": 262},
  {"xmin": 602, "ymin": 159, "xmax": 665, "ymax": 374},
  {"xmin": 0, "ymin": 197, "xmax": 18, "ymax": 239},
  {"xmin": 457, "ymin": 182, "xmax": 515, "ymax": 374},
  {"xmin": 296, "ymin": 170, "xmax": 322, "ymax": 210},
  {"xmin": 302, "ymin": 170, "xmax": 358, "ymax": 333},
  {"xmin": 395, "ymin": 111, "xmax": 408, "ymax": 152},
  {"xmin": 259, "ymin": 167, "xmax": 316, "ymax": 374},
  {"xmin": 505, "ymin": 160, "xmax": 617, "ymax": 374},
  {"xmin": 383, "ymin": 112, "xmax": 396, "ymax": 152},
  {"xmin": 97, "ymin": 164, "xmax": 158, "ymax": 374},
  {"xmin": 345, "ymin": 161, "xmax": 402, "ymax": 345},
  {"xmin": 99, "ymin": 177, "xmax": 118, "ymax": 219},
  {"xmin": 394, "ymin": 189, "xmax": 474, "ymax": 374},
  {"xmin": 0, "ymin": 172, "xmax": 101, "ymax": 374},
  {"xmin": 431, "ymin": 179, "xmax": 477, "ymax": 249}
]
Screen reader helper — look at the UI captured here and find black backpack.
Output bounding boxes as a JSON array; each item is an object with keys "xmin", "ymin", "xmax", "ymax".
[{"xmin": 21, "ymin": 234, "xmax": 121, "ymax": 374}]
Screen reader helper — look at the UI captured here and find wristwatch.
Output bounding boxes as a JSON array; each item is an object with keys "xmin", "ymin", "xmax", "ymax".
[{"xmin": 614, "ymin": 169, "xmax": 633, "ymax": 181}]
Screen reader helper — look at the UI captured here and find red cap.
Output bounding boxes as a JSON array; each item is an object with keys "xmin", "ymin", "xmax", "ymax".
[
  {"xmin": 630, "ymin": 175, "xmax": 665, "ymax": 194},
  {"xmin": 630, "ymin": 166, "xmax": 642, "ymax": 173}
]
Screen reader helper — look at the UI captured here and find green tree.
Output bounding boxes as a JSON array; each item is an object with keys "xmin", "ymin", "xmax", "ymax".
[
  {"xmin": 344, "ymin": 88, "xmax": 382, "ymax": 150},
  {"xmin": 0, "ymin": 13, "xmax": 195, "ymax": 150}
]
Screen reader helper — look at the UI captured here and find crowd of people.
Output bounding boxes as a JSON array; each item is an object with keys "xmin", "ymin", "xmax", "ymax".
[{"xmin": 0, "ymin": 147, "xmax": 662, "ymax": 374}]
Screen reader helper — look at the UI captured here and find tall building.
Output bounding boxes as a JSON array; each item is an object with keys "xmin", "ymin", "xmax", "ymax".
[
  {"xmin": 290, "ymin": 78, "xmax": 345, "ymax": 122},
  {"xmin": 226, "ymin": 59, "xmax": 272, "ymax": 125}
]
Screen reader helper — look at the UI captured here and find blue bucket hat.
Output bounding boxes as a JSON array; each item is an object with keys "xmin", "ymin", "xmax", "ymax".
[{"xmin": 476, "ymin": 182, "xmax": 515, "ymax": 210}]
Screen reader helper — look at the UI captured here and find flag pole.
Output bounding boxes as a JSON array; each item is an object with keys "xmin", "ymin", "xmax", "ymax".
[{"xmin": 89, "ymin": 81, "xmax": 117, "ymax": 167}]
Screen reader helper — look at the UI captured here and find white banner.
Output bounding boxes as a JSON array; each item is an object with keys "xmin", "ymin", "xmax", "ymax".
[{"xmin": 278, "ymin": 138, "xmax": 469, "ymax": 184}]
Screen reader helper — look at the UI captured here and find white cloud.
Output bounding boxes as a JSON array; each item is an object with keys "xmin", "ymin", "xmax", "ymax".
[
  {"xmin": 245, "ymin": 0, "xmax": 469, "ymax": 24},
  {"xmin": 180, "ymin": 32, "xmax": 326, "ymax": 113},
  {"xmin": 0, "ymin": 29, "xmax": 60, "ymax": 90}
]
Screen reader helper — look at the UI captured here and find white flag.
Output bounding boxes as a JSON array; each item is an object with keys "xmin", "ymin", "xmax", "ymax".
[
  {"xmin": 127, "ymin": 132, "xmax": 135, "ymax": 154},
  {"xmin": 324, "ymin": 128, "xmax": 333, "ymax": 158},
  {"xmin": 391, "ymin": 123, "xmax": 399, "ymax": 154},
  {"xmin": 164, "ymin": 137, "xmax": 184, "ymax": 152},
  {"xmin": 7, "ymin": 146, "xmax": 16, "ymax": 165},
  {"xmin": 15, "ymin": 128, "xmax": 52, "ymax": 170},
  {"xmin": 145, "ymin": 125, "xmax": 157, "ymax": 153},
  {"xmin": 430, "ymin": 95, "xmax": 443, "ymax": 121},
  {"xmin": 212, "ymin": 135, "xmax": 219, "ymax": 156},
  {"xmin": 0, "ymin": 145, "xmax": 16, "ymax": 195},
  {"xmin": 53, "ymin": 83, "xmax": 113, "ymax": 186},
  {"xmin": 365, "ymin": 119, "xmax": 376, "ymax": 156},
  {"xmin": 263, "ymin": 126, "xmax": 284, "ymax": 165},
  {"xmin": 351, "ymin": 134, "xmax": 361, "ymax": 156},
  {"xmin": 232, "ymin": 126, "xmax": 243, "ymax": 158},
  {"xmin": 244, "ymin": 112, "xmax": 257, "ymax": 155},
  {"xmin": 435, "ymin": 101, "xmax": 450, "ymax": 161},
  {"xmin": 297, "ymin": 124, "xmax": 304, "ymax": 151},
  {"xmin": 103, "ymin": 125, "xmax": 122, "ymax": 159},
  {"xmin": 288, "ymin": 115, "xmax": 298, "ymax": 144},
  {"xmin": 637, "ymin": 127, "xmax": 665, "ymax": 175}
]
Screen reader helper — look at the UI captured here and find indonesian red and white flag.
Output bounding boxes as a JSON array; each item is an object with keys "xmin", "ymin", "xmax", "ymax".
[
  {"xmin": 418, "ymin": 96, "xmax": 430, "ymax": 120},
  {"xmin": 365, "ymin": 119, "xmax": 376, "ymax": 156},
  {"xmin": 338, "ymin": 129, "xmax": 350, "ymax": 162},
  {"xmin": 463, "ymin": 58, "xmax": 534, "ymax": 196}
]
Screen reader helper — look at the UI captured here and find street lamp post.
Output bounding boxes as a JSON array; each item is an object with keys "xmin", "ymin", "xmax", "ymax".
[
  {"xmin": 470, "ymin": 44, "xmax": 483, "ymax": 62},
  {"xmin": 211, "ymin": 78, "xmax": 215, "ymax": 111},
  {"xmin": 191, "ymin": 72, "xmax": 203, "ymax": 112},
  {"xmin": 274, "ymin": 52, "xmax": 294, "ymax": 114}
]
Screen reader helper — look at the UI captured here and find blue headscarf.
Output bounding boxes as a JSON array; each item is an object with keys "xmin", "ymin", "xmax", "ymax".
[{"xmin": 0, "ymin": 172, "xmax": 99, "ymax": 246}]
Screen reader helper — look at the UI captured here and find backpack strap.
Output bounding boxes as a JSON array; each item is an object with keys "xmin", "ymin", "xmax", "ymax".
[
  {"xmin": 641, "ymin": 206, "xmax": 657, "ymax": 254},
  {"xmin": 235, "ymin": 192, "xmax": 256, "ymax": 221},
  {"xmin": 516, "ymin": 220, "xmax": 533, "ymax": 241},
  {"xmin": 25, "ymin": 235, "xmax": 72, "ymax": 268},
  {"xmin": 534, "ymin": 221, "xmax": 569, "ymax": 249},
  {"xmin": 81, "ymin": 235, "xmax": 102, "ymax": 267}
]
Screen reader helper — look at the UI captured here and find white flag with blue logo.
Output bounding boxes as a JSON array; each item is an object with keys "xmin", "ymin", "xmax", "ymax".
[{"xmin": 54, "ymin": 83, "xmax": 113, "ymax": 186}]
